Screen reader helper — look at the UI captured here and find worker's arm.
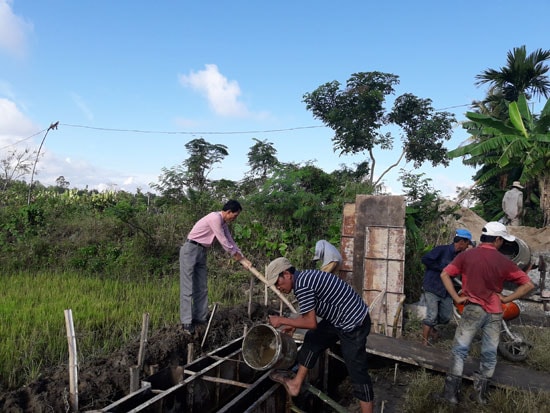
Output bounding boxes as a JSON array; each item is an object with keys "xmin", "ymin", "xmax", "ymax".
[
  {"xmin": 269, "ymin": 309, "xmax": 317, "ymax": 330},
  {"xmin": 441, "ymin": 271, "xmax": 467, "ymax": 304},
  {"xmin": 498, "ymin": 281, "xmax": 535, "ymax": 304}
]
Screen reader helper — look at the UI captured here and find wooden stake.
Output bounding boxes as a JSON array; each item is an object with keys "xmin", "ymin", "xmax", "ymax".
[
  {"xmin": 201, "ymin": 302, "xmax": 218, "ymax": 349},
  {"xmin": 187, "ymin": 343, "xmax": 194, "ymax": 365},
  {"xmin": 242, "ymin": 264, "xmax": 297, "ymax": 313},
  {"xmin": 137, "ymin": 312, "xmax": 150, "ymax": 368},
  {"xmin": 64, "ymin": 309, "xmax": 78, "ymax": 412}
]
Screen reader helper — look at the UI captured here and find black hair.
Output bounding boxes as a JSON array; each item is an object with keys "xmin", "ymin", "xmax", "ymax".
[
  {"xmin": 453, "ymin": 236, "xmax": 470, "ymax": 244},
  {"xmin": 480, "ymin": 234, "xmax": 498, "ymax": 243},
  {"xmin": 222, "ymin": 200, "xmax": 242, "ymax": 213},
  {"xmin": 279, "ymin": 266, "xmax": 296, "ymax": 277}
]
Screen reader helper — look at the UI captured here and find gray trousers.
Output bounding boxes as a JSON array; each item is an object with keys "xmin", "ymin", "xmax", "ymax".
[{"xmin": 179, "ymin": 242, "xmax": 208, "ymax": 325}]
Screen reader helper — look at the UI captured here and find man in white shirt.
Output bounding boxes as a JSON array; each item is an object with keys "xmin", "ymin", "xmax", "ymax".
[
  {"xmin": 312, "ymin": 239, "xmax": 342, "ymax": 274},
  {"xmin": 502, "ymin": 181, "xmax": 524, "ymax": 226}
]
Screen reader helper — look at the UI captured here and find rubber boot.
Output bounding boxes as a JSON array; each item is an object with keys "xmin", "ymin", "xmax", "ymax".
[
  {"xmin": 471, "ymin": 371, "xmax": 489, "ymax": 404},
  {"xmin": 439, "ymin": 375, "xmax": 461, "ymax": 405}
]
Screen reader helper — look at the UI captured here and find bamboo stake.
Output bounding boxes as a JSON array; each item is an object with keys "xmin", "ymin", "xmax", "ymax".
[
  {"xmin": 137, "ymin": 312, "xmax": 150, "ymax": 368},
  {"xmin": 64, "ymin": 309, "xmax": 78, "ymax": 413},
  {"xmin": 248, "ymin": 275, "xmax": 254, "ymax": 318},
  {"xmin": 304, "ymin": 383, "xmax": 349, "ymax": 413},
  {"xmin": 242, "ymin": 263, "xmax": 297, "ymax": 313},
  {"xmin": 130, "ymin": 313, "xmax": 150, "ymax": 393},
  {"xmin": 392, "ymin": 296, "xmax": 406, "ymax": 338},
  {"xmin": 187, "ymin": 343, "xmax": 194, "ymax": 365},
  {"xmin": 201, "ymin": 302, "xmax": 218, "ymax": 349}
]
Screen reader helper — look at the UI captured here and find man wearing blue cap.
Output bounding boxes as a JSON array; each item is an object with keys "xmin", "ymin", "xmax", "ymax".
[{"xmin": 420, "ymin": 228, "xmax": 472, "ymax": 346}]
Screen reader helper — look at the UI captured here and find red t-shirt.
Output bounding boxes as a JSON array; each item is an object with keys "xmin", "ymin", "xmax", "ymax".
[{"xmin": 443, "ymin": 243, "xmax": 530, "ymax": 313}]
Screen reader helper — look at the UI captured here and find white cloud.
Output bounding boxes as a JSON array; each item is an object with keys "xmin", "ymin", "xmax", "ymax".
[
  {"xmin": 0, "ymin": 0, "xmax": 33, "ymax": 59},
  {"xmin": 0, "ymin": 98, "xmax": 39, "ymax": 148},
  {"xmin": 179, "ymin": 64, "xmax": 250, "ymax": 117}
]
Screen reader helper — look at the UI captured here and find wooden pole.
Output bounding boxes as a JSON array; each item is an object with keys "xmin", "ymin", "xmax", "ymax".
[
  {"xmin": 247, "ymin": 275, "xmax": 254, "ymax": 318},
  {"xmin": 242, "ymin": 264, "xmax": 297, "ymax": 313},
  {"xmin": 64, "ymin": 309, "xmax": 78, "ymax": 412},
  {"xmin": 201, "ymin": 303, "xmax": 218, "ymax": 349},
  {"xmin": 130, "ymin": 313, "xmax": 150, "ymax": 393},
  {"xmin": 137, "ymin": 313, "xmax": 150, "ymax": 368}
]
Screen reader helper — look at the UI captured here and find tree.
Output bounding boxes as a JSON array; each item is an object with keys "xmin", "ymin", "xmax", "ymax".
[
  {"xmin": 245, "ymin": 138, "xmax": 278, "ymax": 180},
  {"xmin": 55, "ymin": 176, "xmax": 70, "ymax": 190},
  {"xmin": 449, "ymin": 94, "xmax": 550, "ymax": 226},
  {"xmin": 303, "ymin": 72, "xmax": 456, "ymax": 187},
  {"xmin": 152, "ymin": 138, "xmax": 229, "ymax": 204},
  {"xmin": 475, "ymin": 45, "xmax": 550, "ymax": 103},
  {"xmin": 0, "ymin": 148, "xmax": 37, "ymax": 191}
]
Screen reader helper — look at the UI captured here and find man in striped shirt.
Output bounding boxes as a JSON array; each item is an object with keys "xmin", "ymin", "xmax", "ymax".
[{"xmin": 266, "ymin": 257, "xmax": 374, "ymax": 413}]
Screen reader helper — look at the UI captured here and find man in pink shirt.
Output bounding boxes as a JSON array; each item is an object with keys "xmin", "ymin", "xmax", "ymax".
[
  {"xmin": 438, "ymin": 221, "xmax": 534, "ymax": 405},
  {"xmin": 180, "ymin": 200, "xmax": 251, "ymax": 334}
]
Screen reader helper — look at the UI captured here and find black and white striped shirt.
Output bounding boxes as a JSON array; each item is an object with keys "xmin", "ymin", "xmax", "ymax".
[{"xmin": 294, "ymin": 269, "xmax": 369, "ymax": 332}]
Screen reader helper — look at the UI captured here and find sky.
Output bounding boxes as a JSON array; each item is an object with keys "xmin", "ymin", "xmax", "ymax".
[{"xmin": 1, "ymin": 0, "xmax": 548, "ymax": 198}]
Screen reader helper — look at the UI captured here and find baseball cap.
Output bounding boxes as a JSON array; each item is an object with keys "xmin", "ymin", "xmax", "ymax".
[
  {"xmin": 482, "ymin": 221, "xmax": 515, "ymax": 242},
  {"xmin": 265, "ymin": 257, "xmax": 292, "ymax": 286},
  {"xmin": 455, "ymin": 228, "xmax": 472, "ymax": 240}
]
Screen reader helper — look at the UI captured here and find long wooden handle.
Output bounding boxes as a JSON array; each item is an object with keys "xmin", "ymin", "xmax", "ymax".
[{"xmin": 242, "ymin": 262, "xmax": 298, "ymax": 314}]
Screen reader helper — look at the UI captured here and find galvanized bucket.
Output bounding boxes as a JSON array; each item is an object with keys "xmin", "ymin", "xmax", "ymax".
[{"xmin": 242, "ymin": 324, "xmax": 297, "ymax": 371}]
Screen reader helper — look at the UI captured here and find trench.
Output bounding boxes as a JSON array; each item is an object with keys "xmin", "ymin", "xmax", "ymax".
[{"xmin": 90, "ymin": 335, "xmax": 351, "ymax": 413}]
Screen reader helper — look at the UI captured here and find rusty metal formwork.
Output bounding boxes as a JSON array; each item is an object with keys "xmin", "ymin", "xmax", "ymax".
[{"xmin": 340, "ymin": 195, "xmax": 406, "ymax": 338}]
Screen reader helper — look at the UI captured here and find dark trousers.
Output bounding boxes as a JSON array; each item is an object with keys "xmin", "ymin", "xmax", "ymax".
[{"xmin": 298, "ymin": 314, "xmax": 374, "ymax": 402}]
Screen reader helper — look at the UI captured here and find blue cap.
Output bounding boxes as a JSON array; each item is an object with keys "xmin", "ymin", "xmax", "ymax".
[{"xmin": 455, "ymin": 228, "xmax": 472, "ymax": 240}]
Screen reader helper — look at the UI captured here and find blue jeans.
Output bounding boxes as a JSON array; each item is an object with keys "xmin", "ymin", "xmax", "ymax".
[
  {"xmin": 422, "ymin": 291, "xmax": 453, "ymax": 327},
  {"xmin": 450, "ymin": 304, "xmax": 502, "ymax": 378}
]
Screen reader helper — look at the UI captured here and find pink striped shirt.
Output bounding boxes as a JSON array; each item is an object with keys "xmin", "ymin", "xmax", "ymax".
[{"xmin": 187, "ymin": 212, "xmax": 241, "ymax": 256}]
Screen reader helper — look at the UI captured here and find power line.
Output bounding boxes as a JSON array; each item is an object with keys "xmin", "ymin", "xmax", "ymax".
[
  {"xmin": 0, "ymin": 128, "xmax": 48, "ymax": 151},
  {"xmin": 1, "ymin": 102, "xmax": 473, "ymax": 151},
  {"xmin": 59, "ymin": 123, "xmax": 325, "ymax": 135}
]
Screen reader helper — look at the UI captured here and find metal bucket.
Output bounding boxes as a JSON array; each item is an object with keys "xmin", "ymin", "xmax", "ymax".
[
  {"xmin": 500, "ymin": 237, "xmax": 532, "ymax": 270},
  {"xmin": 242, "ymin": 324, "xmax": 297, "ymax": 371}
]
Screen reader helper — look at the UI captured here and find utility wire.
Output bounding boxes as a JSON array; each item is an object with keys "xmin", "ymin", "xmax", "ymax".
[
  {"xmin": 59, "ymin": 123, "xmax": 325, "ymax": 135},
  {"xmin": 1, "ymin": 102, "xmax": 472, "ymax": 150},
  {"xmin": 0, "ymin": 129, "xmax": 48, "ymax": 151}
]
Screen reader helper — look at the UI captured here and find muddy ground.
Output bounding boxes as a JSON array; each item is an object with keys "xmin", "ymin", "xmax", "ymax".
[
  {"xmin": 0, "ymin": 302, "xmax": 413, "ymax": 413},
  {"xmin": 0, "ymin": 302, "xmax": 548, "ymax": 413}
]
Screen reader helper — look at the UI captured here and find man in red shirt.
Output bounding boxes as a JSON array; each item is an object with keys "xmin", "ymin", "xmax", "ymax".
[{"xmin": 438, "ymin": 221, "xmax": 534, "ymax": 405}]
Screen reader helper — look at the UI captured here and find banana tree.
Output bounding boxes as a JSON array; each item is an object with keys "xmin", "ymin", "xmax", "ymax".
[{"xmin": 449, "ymin": 94, "xmax": 550, "ymax": 226}]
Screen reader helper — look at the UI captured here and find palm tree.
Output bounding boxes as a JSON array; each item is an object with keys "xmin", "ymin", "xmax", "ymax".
[
  {"xmin": 450, "ymin": 95, "xmax": 550, "ymax": 226},
  {"xmin": 475, "ymin": 45, "xmax": 550, "ymax": 103}
]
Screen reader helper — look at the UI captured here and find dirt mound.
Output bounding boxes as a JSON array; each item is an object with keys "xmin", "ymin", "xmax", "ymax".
[{"xmin": 452, "ymin": 206, "xmax": 550, "ymax": 254}]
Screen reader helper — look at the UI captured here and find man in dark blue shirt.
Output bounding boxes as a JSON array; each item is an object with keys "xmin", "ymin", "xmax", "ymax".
[
  {"xmin": 265, "ymin": 257, "xmax": 373, "ymax": 413},
  {"xmin": 421, "ymin": 229, "xmax": 472, "ymax": 346}
]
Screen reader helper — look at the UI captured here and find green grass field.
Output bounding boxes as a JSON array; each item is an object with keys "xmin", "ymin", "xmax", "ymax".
[{"xmin": 1, "ymin": 271, "xmax": 181, "ymax": 389}]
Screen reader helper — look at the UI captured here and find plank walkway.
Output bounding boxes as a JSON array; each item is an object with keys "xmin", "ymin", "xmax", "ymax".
[{"xmin": 366, "ymin": 333, "xmax": 550, "ymax": 392}]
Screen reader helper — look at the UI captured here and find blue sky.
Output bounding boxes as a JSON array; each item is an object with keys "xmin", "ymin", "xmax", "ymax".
[{"xmin": 1, "ymin": 0, "xmax": 548, "ymax": 197}]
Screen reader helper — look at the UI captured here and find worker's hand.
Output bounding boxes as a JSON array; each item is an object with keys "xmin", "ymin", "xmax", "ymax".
[
  {"xmin": 497, "ymin": 293, "xmax": 509, "ymax": 304},
  {"xmin": 239, "ymin": 257, "xmax": 252, "ymax": 270},
  {"xmin": 280, "ymin": 326, "xmax": 296, "ymax": 336},
  {"xmin": 453, "ymin": 295, "xmax": 468, "ymax": 305},
  {"xmin": 269, "ymin": 315, "xmax": 284, "ymax": 328}
]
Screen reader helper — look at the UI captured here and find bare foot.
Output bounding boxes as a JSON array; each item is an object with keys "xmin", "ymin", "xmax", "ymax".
[{"xmin": 270, "ymin": 371, "xmax": 301, "ymax": 396}]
